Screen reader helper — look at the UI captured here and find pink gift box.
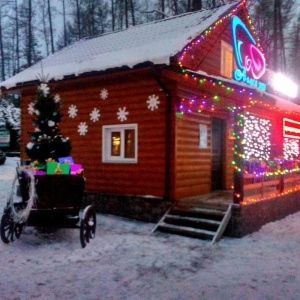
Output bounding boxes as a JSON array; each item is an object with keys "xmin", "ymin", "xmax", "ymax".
[
  {"xmin": 35, "ymin": 170, "xmax": 47, "ymax": 175},
  {"xmin": 70, "ymin": 164, "xmax": 82, "ymax": 175}
]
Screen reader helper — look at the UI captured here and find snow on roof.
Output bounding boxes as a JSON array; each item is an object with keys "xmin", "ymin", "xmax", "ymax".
[{"xmin": 0, "ymin": 1, "xmax": 240, "ymax": 89}]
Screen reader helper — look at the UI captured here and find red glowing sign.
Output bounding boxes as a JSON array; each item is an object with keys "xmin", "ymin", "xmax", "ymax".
[{"xmin": 283, "ymin": 118, "xmax": 300, "ymax": 139}]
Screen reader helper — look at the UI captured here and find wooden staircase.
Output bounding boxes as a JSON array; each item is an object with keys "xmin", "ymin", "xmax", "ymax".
[{"xmin": 152, "ymin": 203, "xmax": 233, "ymax": 245}]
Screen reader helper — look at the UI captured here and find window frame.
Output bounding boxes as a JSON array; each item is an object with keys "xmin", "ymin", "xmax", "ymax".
[
  {"xmin": 220, "ymin": 40, "xmax": 234, "ymax": 78},
  {"xmin": 102, "ymin": 124, "xmax": 138, "ymax": 163}
]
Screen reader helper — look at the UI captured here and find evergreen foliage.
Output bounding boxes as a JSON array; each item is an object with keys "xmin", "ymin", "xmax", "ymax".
[
  {"xmin": 25, "ymin": 83, "xmax": 71, "ymax": 162},
  {"xmin": 0, "ymin": 98, "xmax": 21, "ymax": 151}
]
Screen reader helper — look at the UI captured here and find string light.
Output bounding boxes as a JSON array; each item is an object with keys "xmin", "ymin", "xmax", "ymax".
[
  {"xmin": 283, "ymin": 138, "xmax": 300, "ymax": 160},
  {"xmin": 243, "ymin": 113, "xmax": 271, "ymax": 161},
  {"xmin": 174, "ymin": 1, "xmax": 300, "ymax": 204},
  {"xmin": 178, "ymin": 0, "xmax": 262, "ymax": 70}
]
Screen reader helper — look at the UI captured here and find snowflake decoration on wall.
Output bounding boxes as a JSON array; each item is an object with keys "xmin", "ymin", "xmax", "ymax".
[
  {"xmin": 28, "ymin": 102, "xmax": 35, "ymax": 115},
  {"xmin": 100, "ymin": 88, "xmax": 108, "ymax": 100},
  {"xmin": 68, "ymin": 105, "xmax": 78, "ymax": 118},
  {"xmin": 117, "ymin": 107, "xmax": 128, "ymax": 122},
  {"xmin": 90, "ymin": 108, "xmax": 100, "ymax": 122},
  {"xmin": 78, "ymin": 122, "xmax": 88, "ymax": 136},
  {"xmin": 147, "ymin": 94, "xmax": 160, "ymax": 111}
]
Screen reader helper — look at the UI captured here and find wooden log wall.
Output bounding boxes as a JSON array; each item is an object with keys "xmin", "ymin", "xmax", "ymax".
[
  {"xmin": 174, "ymin": 112, "xmax": 212, "ymax": 198},
  {"xmin": 173, "ymin": 111, "xmax": 235, "ymax": 199},
  {"xmin": 18, "ymin": 69, "xmax": 168, "ymax": 197}
]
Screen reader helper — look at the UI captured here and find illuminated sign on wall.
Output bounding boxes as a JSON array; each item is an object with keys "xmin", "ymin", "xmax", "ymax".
[
  {"xmin": 283, "ymin": 118, "xmax": 300, "ymax": 160},
  {"xmin": 231, "ymin": 16, "xmax": 266, "ymax": 91},
  {"xmin": 283, "ymin": 118, "xmax": 300, "ymax": 139}
]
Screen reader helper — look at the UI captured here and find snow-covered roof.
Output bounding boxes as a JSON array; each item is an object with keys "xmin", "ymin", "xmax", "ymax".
[{"xmin": 0, "ymin": 1, "xmax": 240, "ymax": 89}]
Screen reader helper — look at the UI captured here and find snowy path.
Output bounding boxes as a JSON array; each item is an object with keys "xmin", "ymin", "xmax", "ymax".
[{"xmin": 0, "ymin": 157, "xmax": 300, "ymax": 299}]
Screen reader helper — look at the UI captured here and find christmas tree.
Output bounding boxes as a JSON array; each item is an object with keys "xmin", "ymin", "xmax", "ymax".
[{"xmin": 25, "ymin": 83, "xmax": 71, "ymax": 163}]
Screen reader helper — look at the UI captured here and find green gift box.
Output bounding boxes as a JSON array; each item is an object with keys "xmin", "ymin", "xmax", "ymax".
[
  {"xmin": 46, "ymin": 162, "xmax": 70, "ymax": 175},
  {"xmin": 30, "ymin": 161, "xmax": 46, "ymax": 170}
]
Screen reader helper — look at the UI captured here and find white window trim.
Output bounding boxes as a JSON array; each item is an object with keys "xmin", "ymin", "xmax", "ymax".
[{"xmin": 102, "ymin": 124, "xmax": 138, "ymax": 163}]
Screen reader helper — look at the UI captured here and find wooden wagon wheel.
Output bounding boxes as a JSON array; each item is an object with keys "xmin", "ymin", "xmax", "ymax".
[
  {"xmin": 0, "ymin": 208, "xmax": 23, "ymax": 243},
  {"xmin": 80, "ymin": 205, "xmax": 96, "ymax": 248}
]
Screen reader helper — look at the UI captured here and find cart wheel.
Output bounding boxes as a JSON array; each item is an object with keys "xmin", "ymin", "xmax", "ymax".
[
  {"xmin": 0, "ymin": 209, "xmax": 21, "ymax": 243},
  {"xmin": 80, "ymin": 205, "xmax": 96, "ymax": 248},
  {"xmin": 1, "ymin": 208, "xmax": 24, "ymax": 244}
]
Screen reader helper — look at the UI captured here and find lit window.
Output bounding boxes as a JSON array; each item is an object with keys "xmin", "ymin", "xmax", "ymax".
[
  {"xmin": 220, "ymin": 40, "xmax": 233, "ymax": 78},
  {"xmin": 102, "ymin": 124, "xmax": 137, "ymax": 163}
]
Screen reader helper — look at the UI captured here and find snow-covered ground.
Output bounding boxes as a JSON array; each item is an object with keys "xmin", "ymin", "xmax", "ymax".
[{"xmin": 1, "ymin": 157, "xmax": 300, "ymax": 299}]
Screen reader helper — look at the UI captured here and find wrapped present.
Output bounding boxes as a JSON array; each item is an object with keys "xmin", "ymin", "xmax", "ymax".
[
  {"xmin": 22, "ymin": 159, "xmax": 31, "ymax": 166},
  {"xmin": 46, "ymin": 162, "xmax": 70, "ymax": 175},
  {"xmin": 70, "ymin": 164, "xmax": 83, "ymax": 175},
  {"xmin": 34, "ymin": 170, "xmax": 47, "ymax": 175},
  {"xmin": 30, "ymin": 160, "xmax": 46, "ymax": 170},
  {"xmin": 58, "ymin": 156, "xmax": 74, "ymax": 164}
]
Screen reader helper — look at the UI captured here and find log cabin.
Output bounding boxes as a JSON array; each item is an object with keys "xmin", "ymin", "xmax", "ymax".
[{"xmin": 1, "ymin": 0, "xmax": 300, "ymax": 238}]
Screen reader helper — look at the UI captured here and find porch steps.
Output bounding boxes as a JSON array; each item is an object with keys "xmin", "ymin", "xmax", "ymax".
[{"xmin": 153, "ymin": 204, "xmax": 233, "ymax": 244}]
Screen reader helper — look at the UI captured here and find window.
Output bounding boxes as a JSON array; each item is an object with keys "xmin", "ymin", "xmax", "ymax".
[
  {"xmin": 220, "ymin": 40, "xmax": 233, "ymax": 78},
  {"xmin": 102, "ymin": 124, "xmax": 138, "ymax": 163},
  {"xmin": 199, "ymin": 124, "xmax": 208, "ymax": 149}
]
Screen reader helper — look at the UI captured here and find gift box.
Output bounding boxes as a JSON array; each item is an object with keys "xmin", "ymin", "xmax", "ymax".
[
  {"xmin": 46, "ymin": 162, "xmax": 70, "ymax": 175},
  {"xmin": 70, "ymin": 164, "xmax": 83, "ymax": 175},
  {"xmin": 22, "ymin": 159, "xmax": 31, "ymax": 166},
  {"xmin": 34, "ymin": 170, "xmax": 47, "ymax": 175},
  {"xmin": 30, "ymin": 161, "xmax": 46, "ymax": 170},
  {"xmin": 58, "ymin": 156, "xmax": 74, "ymax": 164}
]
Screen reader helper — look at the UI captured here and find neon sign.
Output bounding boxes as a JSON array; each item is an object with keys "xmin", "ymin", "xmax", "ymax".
[{"xmin": 231, "ymin": 16, "xmax": 266, "ymax": 91}]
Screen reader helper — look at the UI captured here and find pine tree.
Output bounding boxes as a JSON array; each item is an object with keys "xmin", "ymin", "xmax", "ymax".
[
  {"xmin": 25, "ymin": 83, "xmax": 71, "ymax": 163},
  {"xmin": 0, "ymin": 102, "xmax": 6, "ymax": 128}
]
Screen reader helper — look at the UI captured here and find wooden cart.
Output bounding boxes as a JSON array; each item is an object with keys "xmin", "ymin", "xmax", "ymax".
[{"xmin": 0, "ymin": 171, "xmax": 96, "ymax": 248}]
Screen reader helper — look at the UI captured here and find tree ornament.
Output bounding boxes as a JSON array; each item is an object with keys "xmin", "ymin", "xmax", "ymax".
[
  {"xmin": 38, "ymin": 83, "xmax": 50, "ymax": 97},
  {"xmin": 26, "ymin": 142, "xmax": 34, "ymax": 150},
  {"xmin": 28, "ymin": 102, "xmax": 35, "ymax": 115},
  {"xmin": 48, "ymin": 120, "xmax": 55, "ymax": 127},
  {"xmin": 54, "ymin": 94, "xmax": 61, "ymax": 103}
]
